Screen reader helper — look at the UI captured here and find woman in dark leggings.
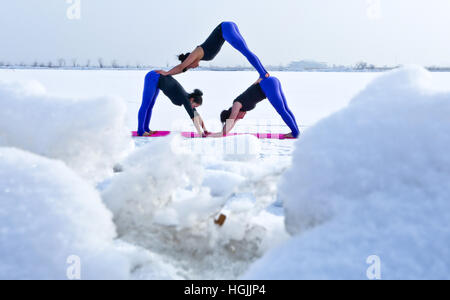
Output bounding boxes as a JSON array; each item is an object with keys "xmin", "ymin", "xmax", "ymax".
[
  {"xmin": 210, "ymin": 77, "xmax": 300, "ymax": 138},
  {"xmin": 155, "ymin": 22, "xmax": 269, "ymax": 79},
  {"xmin": 137, "ymin": 71, "xmax": 208, "ymax": 137}
]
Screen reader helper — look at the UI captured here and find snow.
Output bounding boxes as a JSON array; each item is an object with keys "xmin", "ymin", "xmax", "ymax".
[
  {"xmin": 244, "ymin": 66, "xmax": 450, "ymax": 279},
  {"xmin": 0, "ymin": 69, "xmax": 381, "ymax": 129},
  {"xmin": 0, "ymin": 147, "xmax": 131, "ymax": 280},
  {"xmin": 172, "ymin": 133, "xmax": 263, "ymax": 162},
  {"xmin": 0, "ymin": 80, "xmax": 133, "ymax": 183},
  {"xmin": 102, "ymin": 136, "xmax": 288, "ymax": 279},
  {"xmin": 1, "ymin": 68, "xmax": 450, "ymax": 279},
  {"xmin": 202, "ymin": 169, "xmax": 245, "ymax": 197}
]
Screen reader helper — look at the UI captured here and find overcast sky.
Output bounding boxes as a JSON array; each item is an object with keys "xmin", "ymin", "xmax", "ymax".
[{"xmin": 1, "ymin": 0, "xmax": 449, "ymax": 67}]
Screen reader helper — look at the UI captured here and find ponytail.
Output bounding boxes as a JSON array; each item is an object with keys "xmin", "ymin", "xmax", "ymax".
[
  {"xmin": 220, "ymin": 108, "xmax": 232, "ymax": 124},
  {"xmin": 178, "ymin": 52, "xmax": 191, "ymax": 73},
  {"xmin": 178, "ymin": 53, "xmax": 191, "ymax": 63},
  {"xmin": 189, "ymin": 89, "xmax": 203, "ymax": 105}
]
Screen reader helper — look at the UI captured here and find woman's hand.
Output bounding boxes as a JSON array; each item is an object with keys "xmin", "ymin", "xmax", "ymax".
[
  {"xmin": 201, "ymin": 120, "xmax": 209, "ymax": 135},
  {"xmin": 155, "ymin": 70, "xmax": 169, "ymax": 76}
]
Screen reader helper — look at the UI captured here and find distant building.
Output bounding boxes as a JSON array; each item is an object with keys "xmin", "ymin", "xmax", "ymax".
[{"xmin": 287, "ymin": 60, "xmax": 328, "ymax": 71}]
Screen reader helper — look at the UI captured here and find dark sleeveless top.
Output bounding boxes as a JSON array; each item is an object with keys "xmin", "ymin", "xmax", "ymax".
[
  {"xmin": 158, "ymin": 75, "xmax": 197, "ymax": 119},
  {"xmin": 199, "ymin": 23, "xmax": 226, "ymax": 61},
  {"xmin": 233, "ymin": 83, "xmax": 267, "ymax": 112}
]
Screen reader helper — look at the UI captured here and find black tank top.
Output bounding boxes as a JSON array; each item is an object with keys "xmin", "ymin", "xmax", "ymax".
[
  {"xmin": 233, "ymin": 83, "xmax": 267, "ymax": 112},
  {"xmin": 199, "ymin": 23, "xmax": 226, "ymax": 61},
  {"xmin": 158, "ymin": 75, "xmax": 197, "ymax": 119}
]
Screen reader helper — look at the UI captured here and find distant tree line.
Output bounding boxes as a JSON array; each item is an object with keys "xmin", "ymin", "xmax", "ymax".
[
  {"xmin": 1, "ymin": 59, "xmax": 450, "ymax": 72},
  {"xmin": 0, "ymin": 58, "xmax": 154, "ymax": 70}
]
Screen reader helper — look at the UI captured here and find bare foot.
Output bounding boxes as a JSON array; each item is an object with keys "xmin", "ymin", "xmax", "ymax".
[
  {"xmin": 143, "ymin": 131, "xmax": 157, "ymax": 136},
  {"xmin": 208, "ymin": 132, "xmax": 225, "ymax": 138},
  {"xmin": 284, "ymin": 132, "xmax": 295, "ymax": 138}
]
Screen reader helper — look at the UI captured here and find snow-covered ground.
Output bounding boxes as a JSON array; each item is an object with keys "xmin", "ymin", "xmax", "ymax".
[
  {"xmin": 244, "ymin": 66, "xmax": 450, "ymax": 279},
  {"xmin": 1, "ymin": 68, "xmax": 449, "ymax": 279}
]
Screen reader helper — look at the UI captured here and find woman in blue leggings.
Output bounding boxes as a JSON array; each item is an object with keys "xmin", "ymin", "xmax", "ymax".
[
  {"xmin": 155, "ymin": 22, "xmax": 269, "ymax": 79},
  {"xmin": 137, "ymin": 71, "xmax": 208, "ymax": 136},
  {"xmin": 211, "ymin": 77, "xmax": 300, "ymax": 138}
]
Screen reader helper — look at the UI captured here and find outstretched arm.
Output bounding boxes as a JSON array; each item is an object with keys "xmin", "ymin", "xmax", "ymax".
[
  {"xmin": 192, "ymin": 114, "xmax": 204, "ymax": 136},
  {"xmin": 198, "ymin": 113, "xmax": 209, "ymax": 134},
  {"xmin": 155, "ymin": 47, "xmax": 203, "ymax": 76},
  {"xmin": 219, "ymin": 102, "xmax": 243, "ymax": 136},
  {"xmin": 182, "ymin": 98, "xmax": 205, "ymax": 136}
]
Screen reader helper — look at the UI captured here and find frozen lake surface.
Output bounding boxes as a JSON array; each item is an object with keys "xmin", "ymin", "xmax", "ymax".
[
  {"xmin": 2, "ymin": 69, "xmax": 449, "ymax": 161},
  {"xmin": 0, "ymin": 69, "xmax": 379, "ymax": 161}
]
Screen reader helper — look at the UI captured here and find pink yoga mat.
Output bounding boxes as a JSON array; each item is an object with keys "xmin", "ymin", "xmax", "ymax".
[
  {"xmin": 180, "ymin": 132, "xmax": 294, "ymax": 140},
  {"xmin": 132, "ymin": 131, "xmax": 295, "ymax": 140},
  {"xmin": 131, "ymin": 131, "xmax": 171, "ymax": 137}
]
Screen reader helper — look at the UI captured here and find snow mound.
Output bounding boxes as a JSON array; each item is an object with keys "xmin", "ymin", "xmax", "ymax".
[
  {"xmin": 202, "ymin": 170, "xmax": 246, "ymax": 197},
  {"xmin": 244, "ymin": 66, "xmax": 450, "ymax": 279},
  {"xmin": 173, "ymin": 134, "xmax": 262, "ymax": 162},
  {"xmin": 103, "ymin": 137, "xmax": 214, "ymax": 228},
  {"xmin": 0, "ymin": 147, "xmax": 132, "ymax": 280},
  {"xmin": 0, "ymin": 80, "xmax": 133, "ymax": 183},
  {"xmin": 102, "ymin": 137, "xmax": 286, "ymax": 279}
]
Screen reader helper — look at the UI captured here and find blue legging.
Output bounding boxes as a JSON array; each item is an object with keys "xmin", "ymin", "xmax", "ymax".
[
  {"xmin": 260, "ymin": 77, "xmax": 300, "ymax": 138},
  {"xmin": 222, "ymin": 22, "xmax": 269, "ymax": 79},
  {"xmin": 137, "ymin": 71, "xmax": 160, "ymax": 136}
]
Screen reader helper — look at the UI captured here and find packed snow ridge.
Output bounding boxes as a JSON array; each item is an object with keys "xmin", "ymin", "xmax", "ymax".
[
  {"xmin": 0, "ymin": 80, "xmax": 133, "ymax": 183},
  {"xmin": 1, "ymin": 66, "xmax": 449, "ymax": 279},
  {"xmin": 245, "ymin": 66, "xmax": 450, "ymax": 280}
]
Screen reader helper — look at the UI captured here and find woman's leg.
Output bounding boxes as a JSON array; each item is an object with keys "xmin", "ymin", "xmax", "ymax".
[
  {"xmin": 221, "ymin": 22, "xmax": 269, "ymax": 79},
  {"xmin": 137, "ymin": 71, "xmax": 160, "ymax": 136},
  {"xmin": 278, "ymin": 83, "xmax": 300, "ymax": 134},
  {"xmin": 143, "ymin": 89, "xmax": 159, "ymax": 133},
  {"xmin": 260, "ymin": 77, "xmax": 300, "ymax": 138}
]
